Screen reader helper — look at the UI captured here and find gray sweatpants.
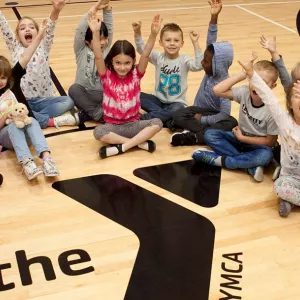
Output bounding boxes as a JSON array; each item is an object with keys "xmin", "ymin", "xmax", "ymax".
[
  {"xmin": 93, "ymin": 118, "xmax": 163, "ymax": 140},
  {"xmin": 69, "ymin": 83, "xmax": 103, "ymax": 121},
  {"xmin": 274, "ymin": 176, "xmax": 300, "ymax": 206}
]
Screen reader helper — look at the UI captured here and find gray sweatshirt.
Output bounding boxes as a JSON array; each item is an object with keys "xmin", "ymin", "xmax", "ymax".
[
  {"xmin": 74, "ymin": 10, "xmax": 113, "ymax": 91},
  {"xmin": 273, "ymin": 56, "xmax": 292, "ymax": 93},
  {"xmin": 134, "ymin": 36, "xmax": 203, "ymax": 104}
]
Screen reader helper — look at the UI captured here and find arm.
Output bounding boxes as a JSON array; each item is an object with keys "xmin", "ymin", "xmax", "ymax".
[
  {"xmin": 186, "ymin": 31, "xmax": 203, "ymax": 71},
  {"xmin": 206, "ymin": 0, "xmax": 222, "ymax": 46},
  {"xmin": 137, "ymin": 15, "xmax": 161, "ymax": 74},
  {"xmin": 49, "ymin": 0, "xmax": 70, "ymax": 21},
  {"xmin": 260, "ymin": 35, "xmax": 292, "ymax": 92},
  {"xmin": 0, "ymin": 10, "xmax": 18, "ymax": 53},
  {"xmin": 213, "ymin": 72, "xmax": 247, "ymax": 100},
  {"xmin": 232, "ymin": 126, "xmax": 278, "ymax": 147},
  {"xmin": 73, "ymin": 14, "xmax": 89, "ymax": 55},
  {"xmin": 89, "ymin": 13, "xmax": 106, "ymax": 76},
  {"xmin": 19, "ymin": 19, "xmax": 47, "ymax": 69},
  {"xmin": 103, "ymin": 4, "xmax": 113, "ymax": 50}
]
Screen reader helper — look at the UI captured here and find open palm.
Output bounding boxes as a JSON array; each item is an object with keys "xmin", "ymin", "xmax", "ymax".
[{"xmin": 208, "ymin": 0, "xmax": 222, "ymax": 15}]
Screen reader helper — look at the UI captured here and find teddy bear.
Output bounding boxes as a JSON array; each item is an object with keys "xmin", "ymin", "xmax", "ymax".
[{"xmin": 6, "ymin": 103, "xmax": 32, "ymax": 128}]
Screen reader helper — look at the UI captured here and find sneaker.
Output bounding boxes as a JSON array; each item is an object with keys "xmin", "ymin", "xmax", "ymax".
[
  {"xmin": 54, "ymin": 114, "xmax": 77, "ymax": 128},
  {"xmin": 192, "ymin": 149, "xmax": 219, "ymax": 166},
  {"xmin": 272, "ymin": 159, "xmax": 281, "ymax": 181},
  {"xmin": 248, "ymin": 166, "xmax": 264, "ymax": 182},
  {"xmin": 278, "ymin": 199, "xmax": 294, "ymax": 217},
  {"xmin": 75, "ymin": 110, "xmax": 92, "ymax": 125},
  {"xmin": 22, "ymin": 159, "xmax": 43, "ymax": 180},
  {"xmin": 165, "ymin": 119, "xmax": 178, "ymax": 132},
  {"xmin": 170, "ymin": 131, "xmax": 197, "ymax": 146},
  {"xmin": 42, "ymin": 157, "xmax": 60, "ymax": 177}
]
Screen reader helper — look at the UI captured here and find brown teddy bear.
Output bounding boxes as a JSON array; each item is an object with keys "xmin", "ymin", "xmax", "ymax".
[{"xmin": 6, "ymin": 103, "xmax": 32, "ymax": 128}]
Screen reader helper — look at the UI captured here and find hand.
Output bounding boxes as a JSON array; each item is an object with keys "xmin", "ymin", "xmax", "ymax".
[
  {"xmin": 238, "ymin": 52, "xmax": 258, "ymax": 78},
  {"xmin": 194, "ymin": 113, "xmax": 202, "ymax": 120},
  {"xmin": 87, "ymin": 12, "xmax": 102, "ymax": 32},
  {"xmin": 208, "ymin": 0, "xmax": 222, "ymax": 15},
  {"xmin": 37, "ymin": 19, "xmax": 48, "ymax": 39},
  {"xmin": 189, "ymin": 30, "xmax": 200, "ymax": 43},
  {"xmin": 132, "ymin": 20, "xmax": 142, "ymax": 35},
  {"xmin": 90, "ymin": 0, "xmax": 110, "ymax": 15},
  {"xmin": 50, "ymin": 0, "xmax": 70, "ymax": 11},
  {"xmin": 151, "ymin": 14, "xmax": 163, "ymax": 36},
  {"xmin": 232, "ymin": 126, "xmax": 244, "ymax": 141},
  {"xmin": 260, "ymin": 35, "xmax": 276, "ymax": 54}
]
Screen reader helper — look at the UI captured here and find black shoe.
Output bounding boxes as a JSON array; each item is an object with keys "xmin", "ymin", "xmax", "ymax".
[
  {"xmin": 145, "ymin": 140, "xmax": 156, "ymax": 153},
  {"xmin": 99, "ymin": 144, "xmax": 124, "ymax": 159},
  {"xmin": 76, "ymin": 110, "xmax": 92, "ymax": 125},
  {"xmin": 165, "ymin": 119, "xmax": 179, "ymax": 132},
  {"xmin": 170, "ymin": 131, "xmax": 197, "ymax": 146}
]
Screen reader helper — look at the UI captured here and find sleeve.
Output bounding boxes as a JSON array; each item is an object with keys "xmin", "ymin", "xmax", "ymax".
[
  {"xmin": 266, "ymin": 116, "xmax": 280, "ymax": 136},
  {"xmin": 42, "ymin": 17, "xmax": 56, "ymax": 53},
  {"xmin": 185, "ymin": 50, "xmax": 203, "ymax": 72},
  {"xmin": 231, "ymin": 86, "xmax": 248, "ymax": 104},
  {"xmin": 249, "ymin": 71, "xmax": 288, "ymax": 128},
  {"xmin": 73, "ymin": 13, "xmax": 89, "ymax": 56},
  {"xmin": 103, "ymin": 9, "xmax": 113, "ymax": 52},
  {"xmin": 134, "ymin": 36, "xmax": 160, "ymax": 65},
  {"xmin": 206, "ymin": 23, "xmax": 218, "ymax": 47},
  {"xmin": 273, "ymin": 56, "xmax": 292, "ymax": 93},
  {"xmin": 0, "ymin": 10, "xmax": 18, "ymax": 53},
  {"xmin": 11, "ymin": 62, "xmax": 26, "ymax": 85},
  {"xmin": 200, "ymin": 98, "xmax": 231, "ymax": 125}
]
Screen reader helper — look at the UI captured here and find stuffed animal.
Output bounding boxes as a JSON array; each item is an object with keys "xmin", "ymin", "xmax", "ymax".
[{"xmin": 6, "ymin": 103, "xmax": 32, "ymax": 128}]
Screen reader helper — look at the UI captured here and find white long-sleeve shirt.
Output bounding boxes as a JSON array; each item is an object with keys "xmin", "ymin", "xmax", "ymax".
[{"xmin": 249, "ymin": 71, "xmax": 300, "ymax": 179}]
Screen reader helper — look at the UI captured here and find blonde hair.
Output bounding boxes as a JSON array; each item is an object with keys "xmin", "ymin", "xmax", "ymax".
[
  {"xmin": 160, "ymin": 23, "xmax": 183, "ymax": 40},
  {"xmin": 291, "ymin": 62, "xmax": 300, "ymax": 83},
  {"xmin": 15, "ymin": 17, "xmax": 39, "ymax": 40},
  {"xmin": 254, "ymin": 60, "xmax": 279, "ymax": 83},
  {"xmin": 0, "ymin": 56, "xmax": 13, "ymax": 90},
  {"xmin": 286, "ymin": 61, "xmax": 300, "ymax": 120}
]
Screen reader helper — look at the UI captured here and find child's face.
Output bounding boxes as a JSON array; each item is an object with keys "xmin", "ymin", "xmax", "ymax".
[
  {"xmin": 249, "ymin": 69, "xmax": 277, "ymax": 103},
  {"xmin": 112, "ymin": 54, "xmax": 135, "ymax": 78},
  {"xmin": 159, "ymin": 31, "xmax": 184, "ymax": 57},
  {"xmin": 87, "ymin": 35, "xmax": 108, "ymax": 51},
  {"xmin": 17, "ymin": 19, "xmax": 38, "ymax": 48},
  {"xmin": 0, "ymin": 74, "xmax": 8, "ymax": 90},
  {"xmin": 201, "ymin": 49, "xmax": 213, "ymax": 76}
]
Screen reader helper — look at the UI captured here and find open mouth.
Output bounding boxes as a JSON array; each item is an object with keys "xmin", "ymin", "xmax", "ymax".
[{"xmin": 25, "ymin": 33, "xmax": 33, "ymax": 43}]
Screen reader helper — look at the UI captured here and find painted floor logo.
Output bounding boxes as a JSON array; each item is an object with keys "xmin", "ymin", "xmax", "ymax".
[{"xmin": 52, "ymin": 173, "xmax": 218, "ymax": 300}]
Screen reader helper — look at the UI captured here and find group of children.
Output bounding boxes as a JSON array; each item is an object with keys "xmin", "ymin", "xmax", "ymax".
[{"xmin": 0, "ymin": 0, "xmax": 299, "ymax": 218}]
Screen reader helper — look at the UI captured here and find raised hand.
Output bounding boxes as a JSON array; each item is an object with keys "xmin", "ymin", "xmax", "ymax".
[
  {"xmin": 208, "ymin": 0, "xmax": 222, "ymax": 15},
  {"xmin": 87, "ymin": 12, "xmax": 102, "ymax": 32},
  {"xmin": 50, "ymin": 0, "xmax": 70, "ymax": 11},
  {"xmin": 132, "ymin": 21, "xmax": 142, "ymax": 34},
  {"xmin": 189, "ymin": 30, "xmax": 200, "ymax": 43},
  {"xmin": 238, "ymin": 52, "xmax": 258, "ymax": 78},
  {"xmin": 37, "ymin": 19, "xmax": 48, "ymax": 39},
  {"xmin": 260, "ymin": 35, "xmax": 276, "ymax": 54},
  {"xmin": 89, "ymin": 0, "xmax": 110, "ymax": 15},
  {"xmin": 151, "ymin": 14, "xmax": 162, "ymax": 36}
]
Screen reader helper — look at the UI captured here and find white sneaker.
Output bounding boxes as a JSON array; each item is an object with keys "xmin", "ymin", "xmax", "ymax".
[
  {"xmin": 54, "ymin": 114, "xmax": 77, "ymax": 128},
  {"xmin": 22, "ymin": 159, "xmax": 43, "ymax": 180},
  {"xmin": 253, "ymin": 166, "xmax": 264, "ymax": 182},
  {"xmin": 42, "ymin": 157, "xmax": 60, "ymax": 177}
]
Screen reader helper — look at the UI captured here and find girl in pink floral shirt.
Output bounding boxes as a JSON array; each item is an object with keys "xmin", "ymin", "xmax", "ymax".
[{"xmin": 91, "ymin": 13, "xmax": 163, "ymax": 158}]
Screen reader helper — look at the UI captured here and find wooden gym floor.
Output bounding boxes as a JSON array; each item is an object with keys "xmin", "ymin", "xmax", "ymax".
[{"xmin": 0, "ymin": 0, "xmax": 300, "ymax": 299}]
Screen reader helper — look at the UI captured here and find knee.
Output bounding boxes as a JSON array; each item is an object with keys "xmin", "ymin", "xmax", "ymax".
[
  {"xmin": 258, "ymin": 148, "xmax": 273, "ymax": 166},
  {"xmin": 203, "ymin": 129, "xmax": 221, "ymax": 144},
  {"xmin": 172, "ymin": 107, "xmax": 185, "ymax": 122},
  {"xmin": 151, "ymin": 118, "xmax": 163, "ymax": 130},
  {"xmin": 93, "ymin": 125, "xmax": 109, "ymax": 140},
  {"xmin": 68, "ymin": 83, "xmax": 82, "ymax": 98},
  {"xmin": 170, "ymin": 102, "xmax": 185, "ymax": 113}
]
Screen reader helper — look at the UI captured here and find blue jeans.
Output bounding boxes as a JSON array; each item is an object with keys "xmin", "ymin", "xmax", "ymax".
[
  {"xmin": 28, "ymin": 96, "xmax": 74, "ymax": 128},
  {"xmin": 7, "ymin": 118, "xmax": 50, "ymax": 162},
  {"xmin": 204, "ymin": 129, "xmax": 273, "ymax": 169},
  {"xmin": 140, "ymin": 92, "xmax": 185, "ymax": 122}
]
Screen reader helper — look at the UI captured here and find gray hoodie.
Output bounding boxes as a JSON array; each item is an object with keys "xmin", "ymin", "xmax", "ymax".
[
  {"xmin": 73, "ymin": 10, "xmax": 113, "ymax": 91},
  {"xmin": 193, "ymin": 24, "xmax": 234, "ymax": 125}
]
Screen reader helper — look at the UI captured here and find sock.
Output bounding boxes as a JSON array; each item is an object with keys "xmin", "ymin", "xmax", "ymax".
[
  {"xmin": 106, "ymin": 146, "xmax": 120, "ymax": 157},
  {"xmin": 138, "ymin": 142, "xmax": 150, "ymax": 151},
  {"xmin": 48, "ymin": 118, "xmax": 55, "ymax": 127}
]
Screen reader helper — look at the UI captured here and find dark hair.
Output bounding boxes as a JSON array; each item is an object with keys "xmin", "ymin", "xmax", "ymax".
[
  {"xmin": 206, "ymin": 44, "xmax": 215, "ymax": 55},
  {"xmin": 104, "ymin": 40, "xmax": 136, "ymax": 72},
  {"xmin": 85, "ymin": 22, "xmax": 108, "ymax": 43},
  {"xmin": 160, "ymin": 23, "xmax": 183, "ymax": 40},
  {"xmin": 0, "ymin": 56, "xmax": 13, "ymax": 90}
]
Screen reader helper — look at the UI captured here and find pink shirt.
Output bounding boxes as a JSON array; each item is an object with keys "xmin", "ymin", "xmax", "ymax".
[{"xmin": 99, "ymin": 66, "xmax": 144, "ymax": 124}]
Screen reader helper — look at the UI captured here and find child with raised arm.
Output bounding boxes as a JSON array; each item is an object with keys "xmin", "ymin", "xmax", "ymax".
[
  {"xmin": 132, "ymin": 9, "xmax": 202, "ymax": 128},
  {"xmin": 0, "ymin": 20, "xmax": 59, "ymax": 180},
  {"xmin": 69, "ymin": 0, "xmax": 113, "ymax": 124},
  {"xmin": 239, "ymin": 56, "xmax": 300, "ymax": 217},
  {"xmin": 89, "ymin": 13, "xmax": 163, "ymax": 158},
  {"xmin": 0, "ymin": 0, "xmax": 76, "ymax": 129},
  {"xmin": 193, "ymin": 57, "xmax": 279, "ymax": 182},
  {"xmin": 170, "ymin": 0, "xmax": 237, "ymax": 146}
]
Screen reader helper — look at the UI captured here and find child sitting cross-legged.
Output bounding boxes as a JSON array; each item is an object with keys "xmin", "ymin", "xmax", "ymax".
[
  {"xmin": 193, "ymin": 54, "xmax": 279, "ymax": 182},
  {"xmin": 89, "ymin": 13, "xmax": 163, "ymax": 158}
]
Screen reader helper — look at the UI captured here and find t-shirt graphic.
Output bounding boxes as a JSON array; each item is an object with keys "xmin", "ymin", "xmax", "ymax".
[
  {"xmin": 0, "ymin": 89, "xmax": 18, "ymax": 118},
  {"xmin": 157, "ymin": 64, "xmax": 181, "ymax": 97}
]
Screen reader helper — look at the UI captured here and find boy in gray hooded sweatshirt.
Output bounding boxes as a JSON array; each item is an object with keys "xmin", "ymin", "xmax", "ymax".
[{"xmin": 171, "ymin": 0, "xmax": 238, "ymax": 146}]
